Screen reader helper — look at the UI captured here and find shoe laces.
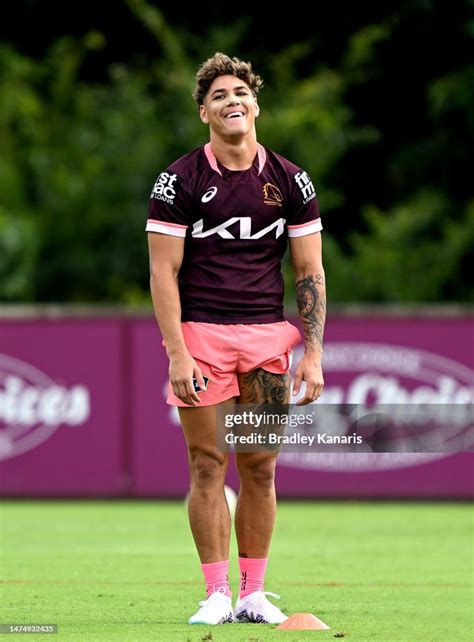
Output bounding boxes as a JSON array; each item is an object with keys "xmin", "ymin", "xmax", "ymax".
[
  {"xmin": 246, "ymin": 590, "xmax": 280, "ymax": 604},
  {"xmin": 243, "ymin": 591, "xmax": 284, "ymax": 622},
  {"xmin": 198, "ymin": 586, "xmax": 228, "ymax": 610}
]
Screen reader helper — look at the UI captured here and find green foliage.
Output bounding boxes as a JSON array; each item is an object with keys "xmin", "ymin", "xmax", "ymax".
[
  {"xmin": 0, "ymin": 208, "xmax": 37, "ymax": 300},
  {"xmin": 327, "ymin": 191, "xmax": 474, "ymax": 302},
  {"xmin": 0, "ymin": 2, "xmax": 472, "ymax": 304}
]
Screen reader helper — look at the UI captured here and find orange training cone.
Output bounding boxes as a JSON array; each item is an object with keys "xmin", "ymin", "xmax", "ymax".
[{"xmin": 277, "ymin": 612, "xmax": 330, "ymax": 630}]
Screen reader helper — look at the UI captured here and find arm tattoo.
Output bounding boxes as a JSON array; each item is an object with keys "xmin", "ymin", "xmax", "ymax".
[{"xmin": 296, "ymin": 273, "xmax": 326, "ymax": 352}]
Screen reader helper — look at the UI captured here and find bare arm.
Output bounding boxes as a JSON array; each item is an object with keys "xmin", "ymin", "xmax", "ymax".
[
  {"xmin": 289, "ymin": 232, "xmax": 326, "ymax": 405},
  {"xmin": 148, "ymin": 232, "xmax": 206, "ymax": 405}
]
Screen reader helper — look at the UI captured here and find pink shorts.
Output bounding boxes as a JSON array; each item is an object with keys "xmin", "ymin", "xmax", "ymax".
[{"xmin": 166, "ymin": 321, "xmax": 301, "ymax": 407}]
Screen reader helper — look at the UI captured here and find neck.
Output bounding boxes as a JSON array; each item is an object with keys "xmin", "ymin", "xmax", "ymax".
[{"xmin": 209, "ymin": 133, "xmax": 258, "ymax": 171}]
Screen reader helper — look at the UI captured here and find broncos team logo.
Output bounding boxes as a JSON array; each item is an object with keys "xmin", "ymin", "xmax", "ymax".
[{"xmin": 263, "ymin": 183, "xmax": 283, "ymax": 207}]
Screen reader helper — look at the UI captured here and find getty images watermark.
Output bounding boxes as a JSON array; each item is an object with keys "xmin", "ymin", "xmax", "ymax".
[{"xmin": 215, "ymin": 403, "xmax": 474, "ymax": 453}]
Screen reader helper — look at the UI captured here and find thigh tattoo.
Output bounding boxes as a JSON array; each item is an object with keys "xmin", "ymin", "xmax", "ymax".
[{"xmin": 238, "ymin": 368, "xmax": 290, "ymax": 404}]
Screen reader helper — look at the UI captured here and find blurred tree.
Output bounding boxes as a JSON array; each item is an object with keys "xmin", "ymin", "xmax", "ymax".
[
  {"xmin": 0, "ymin": 0, "xmax": 472, "ymax": 304},
  {"xmin": 338, "ymin": 191, "xmax": 474, "ymax": 301}
]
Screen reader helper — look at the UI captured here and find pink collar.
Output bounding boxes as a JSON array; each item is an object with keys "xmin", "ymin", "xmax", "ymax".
[{"xmin": 204, "ymin": 142, "xmax": 266, "ymax": 176}]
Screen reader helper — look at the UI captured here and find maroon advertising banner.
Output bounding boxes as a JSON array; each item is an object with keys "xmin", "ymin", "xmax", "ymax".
[
  {"xmin": 0, "ymin": 312, "xmax": 472, "ymax": 498},
  {"xmin": 132, "ymin": 315, "xmax": 474, "ymax": 498},
  {"xmin": 0, "ymin": 319, "xmax": 125, "ymax": 495}
]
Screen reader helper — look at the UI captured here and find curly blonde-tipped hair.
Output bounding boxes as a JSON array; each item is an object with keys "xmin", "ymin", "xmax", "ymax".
[{"xmin": 193, "ymin": 52, "xmax": 264, "ymax": 105}]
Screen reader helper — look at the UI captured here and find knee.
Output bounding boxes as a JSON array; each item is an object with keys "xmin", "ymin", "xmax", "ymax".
[
  {"xmin": 189, "ymin": 449, "xmax": 227, "ymax": 486},
  {"xmin": 238, "ymin": 456, "xmax": 276, "ymax": 488}
]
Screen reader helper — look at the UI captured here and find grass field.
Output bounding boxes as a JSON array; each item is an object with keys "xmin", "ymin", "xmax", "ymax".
[{"xmin": 0, "ymin": 500, "xmax": 472, "ymax": 641}]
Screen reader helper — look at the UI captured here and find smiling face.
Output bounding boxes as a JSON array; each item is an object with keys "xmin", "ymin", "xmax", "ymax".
[{"xmin": 199, "ymin": 74, "xmax": 260, "ymax": 141}]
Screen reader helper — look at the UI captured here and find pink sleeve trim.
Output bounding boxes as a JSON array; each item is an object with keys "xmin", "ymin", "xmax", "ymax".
[
  {"xmin": 287, "ymin": 219, "xmax": 321, "ymax": 229},
  {"xmin": 287, "ymin": 219, "xmax": 322, "ymax": 237},
  {"xmin": 147, "ymin": 219, "xmax": 187, "ymax": 229},
  {"xmin": 146, "ymin": 219, "xmax": 187, "ymax": 237}
]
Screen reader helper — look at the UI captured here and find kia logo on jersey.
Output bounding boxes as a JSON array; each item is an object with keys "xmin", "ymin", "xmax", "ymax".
[
  {"xmin": 192, "ymin": 217, "xmax": 286, "ymax": 239},
  {"xmin": 201, "ymin": 187, "xmax": 218, "ymax": 203}
]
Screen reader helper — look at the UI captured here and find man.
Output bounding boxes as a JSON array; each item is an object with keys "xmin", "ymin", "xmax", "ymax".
[{"xmin": 146, "ymin": 52, "xmax": 326, "ymax": 625}]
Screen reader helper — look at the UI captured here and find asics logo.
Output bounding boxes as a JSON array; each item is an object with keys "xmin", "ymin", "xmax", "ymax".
[
  {"xmin": 192, "ymin": 217, "xmax": 286, "ymax": 239},
  {"xmin": 201, "ymin": 186, "xmax": 218, "ymax": 203}
]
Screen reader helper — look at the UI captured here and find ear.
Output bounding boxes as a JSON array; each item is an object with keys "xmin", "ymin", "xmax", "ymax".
[
  {"xmin": 254, "ymin": 100, "xmax": 260, "ymax": 118},
  {"xmin": 200, "ymin": 104, "xmax": 209, "ymax": 124}
]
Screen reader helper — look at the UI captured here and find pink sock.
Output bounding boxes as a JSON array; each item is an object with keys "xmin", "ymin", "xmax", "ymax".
[
  {"xmin": 201, "ymin": 560, "xmax": 232, "ymax": 598},
  {"xmin": 239, "ymin": 557, "xmax": 268, "ymax": 598}
]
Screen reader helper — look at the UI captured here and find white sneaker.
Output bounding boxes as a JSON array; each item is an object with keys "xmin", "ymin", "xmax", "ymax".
[
  {"xmin": 234, "ymin": 590, "xmax": 288, "ymax": 624},
  {"xmin": 188, "ymin": 587, "xmax": 234, "ymax": 625}
]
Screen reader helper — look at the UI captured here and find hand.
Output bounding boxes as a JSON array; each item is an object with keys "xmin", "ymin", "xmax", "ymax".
[
  {"xmin": 169, "ymin": 351, "xmax": 207, "ymax": 406},
  {"xmin": 292, "ymin": 352, "xmax": 324, "ymax": 406}
]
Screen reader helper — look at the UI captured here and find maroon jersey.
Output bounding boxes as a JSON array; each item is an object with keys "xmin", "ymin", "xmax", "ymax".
[{"xmin": 146, "ymin": 143, "xmax": 322, "ymax": 323}]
